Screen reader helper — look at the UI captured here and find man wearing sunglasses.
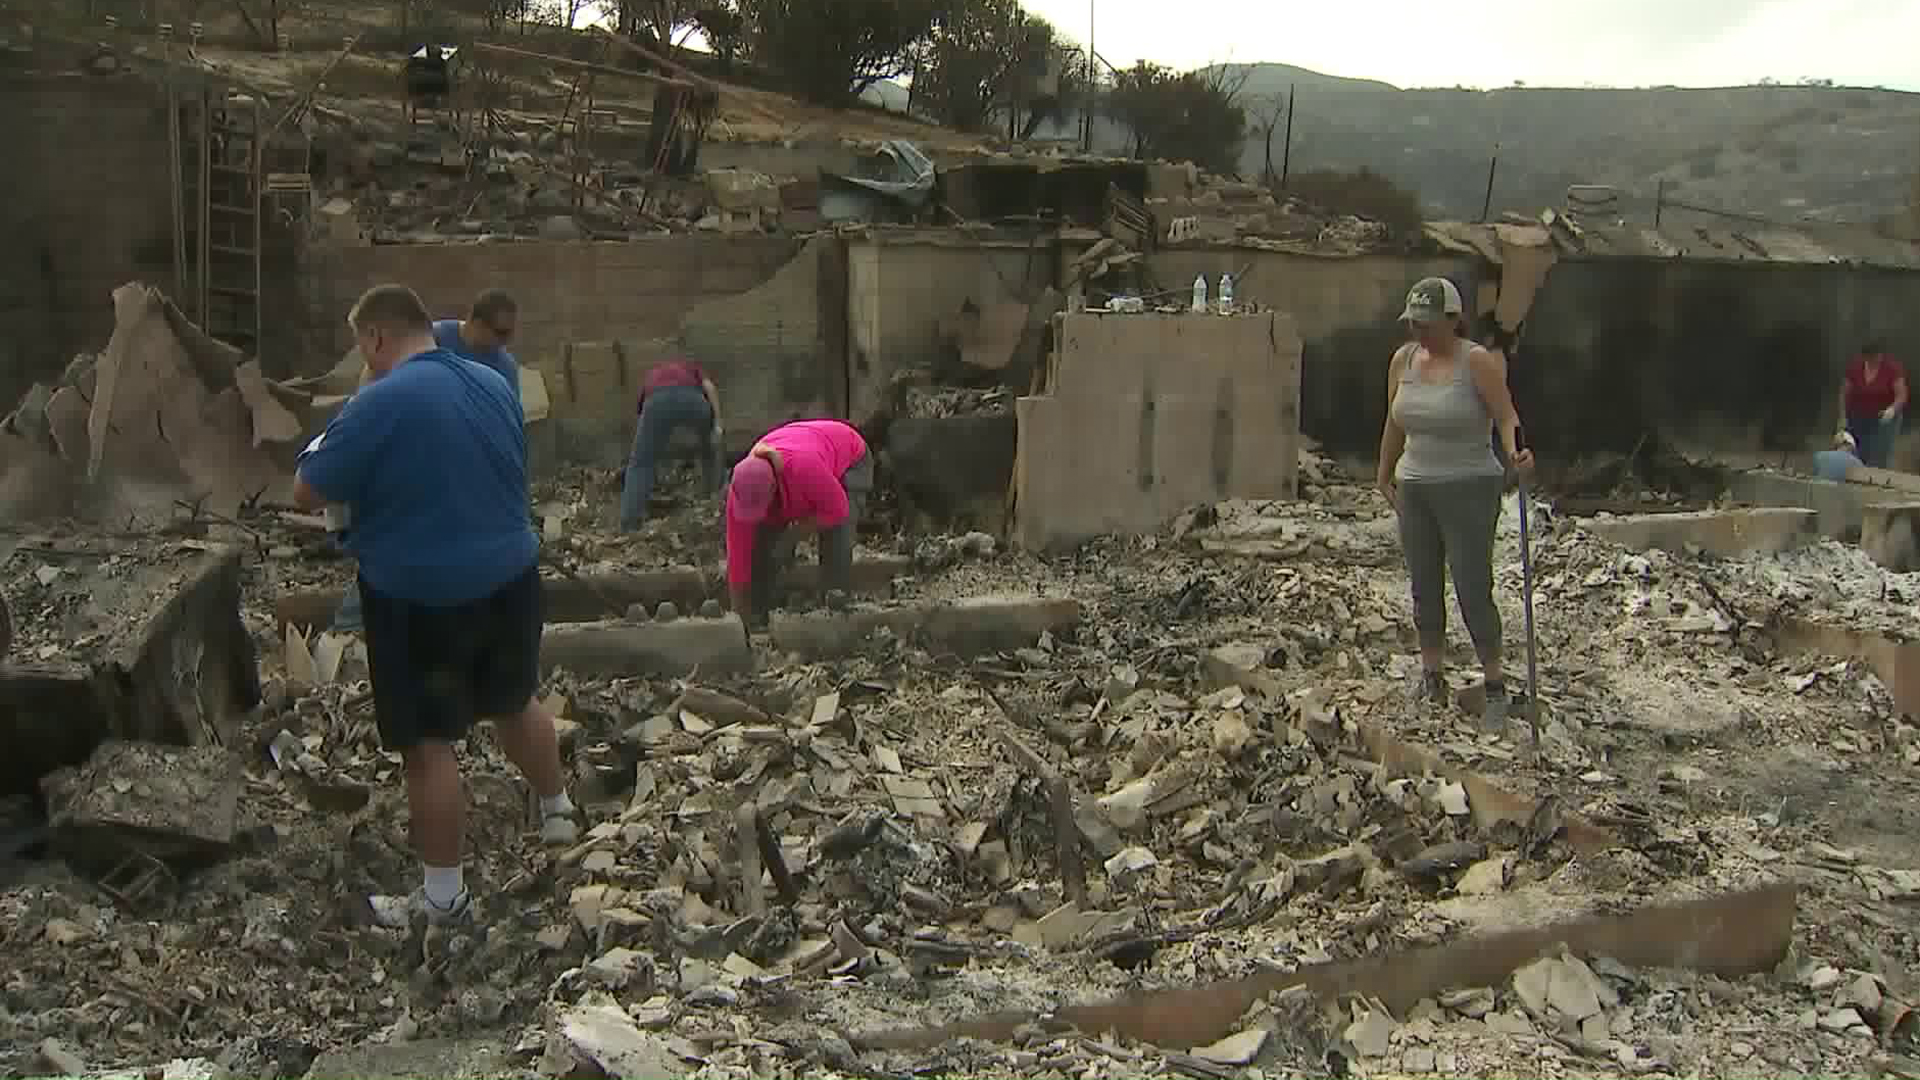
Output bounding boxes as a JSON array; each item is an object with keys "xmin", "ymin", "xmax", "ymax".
[{"xmin": 433, "ymin": 289, "xmax": 521, "ymax": 406}]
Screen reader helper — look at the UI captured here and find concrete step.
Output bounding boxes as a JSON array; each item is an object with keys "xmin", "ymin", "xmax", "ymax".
[
  {"xmin": 1582, "ymin": 507, "xmax": 1817, "ymax": 558},
  {"xmin": 275, "ymin": 555, "xmax": 912, "ymax": 632},
  {"xmin": 770, "ymin": 595, "xmax": 1083, "ymax": 659}
]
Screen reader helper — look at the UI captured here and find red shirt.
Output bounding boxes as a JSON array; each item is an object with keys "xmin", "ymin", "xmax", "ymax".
[
  {"xmin": 1844, "ymin": 355, "xmax": 1906, "ymax": 418},
  {"xmin": 638, "ymin": 360, "xmax": 706, "ymax": 412}
]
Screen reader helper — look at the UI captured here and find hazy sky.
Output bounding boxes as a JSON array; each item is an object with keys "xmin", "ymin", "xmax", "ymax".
[{"xmin": 1016, "ymin": 0, "xmax": 1920, "ymax": 91}]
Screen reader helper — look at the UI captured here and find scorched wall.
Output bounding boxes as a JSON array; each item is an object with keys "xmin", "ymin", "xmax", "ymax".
[
  {"xmin": 0, "ymin": 74, "xmax": 176, "ymax": 407},
  {"xmin": 303, "ymin": 237, "xmax": 805, "ymax": 373}
]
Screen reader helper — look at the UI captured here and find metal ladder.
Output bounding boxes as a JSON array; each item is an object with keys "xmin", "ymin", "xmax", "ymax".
[{"xmin": 168, "ymin": 86, "xmax": 313, "ymax": 358}]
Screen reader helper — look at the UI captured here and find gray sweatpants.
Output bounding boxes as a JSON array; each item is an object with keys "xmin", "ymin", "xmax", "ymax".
[{"xmin": 1397, "ymin": 474, "xmax": 1504, "ymax": 661}]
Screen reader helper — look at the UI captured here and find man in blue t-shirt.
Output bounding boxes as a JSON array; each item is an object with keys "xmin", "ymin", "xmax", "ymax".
[
  {"xmin": 328, "ymin": 287, "xmax": 522, "ymax": 635},
  {"xmin": 294, "ymin": 283, "xmax": 577, "ymax": 929},
  {"xmin": 432, "ymin": 288, "xmax": 521, "ymax": 405}
]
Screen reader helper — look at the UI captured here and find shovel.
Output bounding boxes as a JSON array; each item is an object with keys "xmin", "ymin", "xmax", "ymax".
[{"xmin": 1514, "ymin": 426, "xmax": 1542, "ymax": 758}]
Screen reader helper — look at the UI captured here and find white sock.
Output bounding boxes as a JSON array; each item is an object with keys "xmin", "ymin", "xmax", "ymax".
[
  {"xmin": 422, "ymin": 865, "xmax": 465, "ymax": 910},
  {"xmin": 540, "ymin": 792, "xmax": 575, "ymax": 818}
]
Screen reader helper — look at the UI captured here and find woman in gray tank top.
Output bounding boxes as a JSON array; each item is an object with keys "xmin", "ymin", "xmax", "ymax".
[{"xmin": 1374, "ymin": 277, "xmax": 1535, "ymax": 733}]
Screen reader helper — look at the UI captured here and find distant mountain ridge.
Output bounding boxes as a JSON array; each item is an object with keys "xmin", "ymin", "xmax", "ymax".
[{"xmin": 865, "ymin": 62, "xmax": 1920, "ymax": 224}]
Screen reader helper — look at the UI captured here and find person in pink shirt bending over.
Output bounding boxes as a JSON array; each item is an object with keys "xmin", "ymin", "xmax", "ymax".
[{"xmin": 725, "ymin": 419, "xmax": 873, "ymax": 627}]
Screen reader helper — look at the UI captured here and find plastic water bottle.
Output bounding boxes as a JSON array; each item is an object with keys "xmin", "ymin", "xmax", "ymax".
[
  {"xmin": 1191, "ymin": 274, "xmax": 1207, "ymax": 313},
  {"xmin": 1218, "ymin": 272, "xmax": 1234, "ymax": 313}
]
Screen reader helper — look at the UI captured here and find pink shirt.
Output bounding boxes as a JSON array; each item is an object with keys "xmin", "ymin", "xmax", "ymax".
[{"xmin": 725, "ymin": 420, "xmax": 868, "ymax": 588}]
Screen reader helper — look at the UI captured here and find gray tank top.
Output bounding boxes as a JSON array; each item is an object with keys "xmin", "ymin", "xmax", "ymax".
[{"xmin": 1393, "ymin": 340, "xmax": 1501, "ymax": 481}]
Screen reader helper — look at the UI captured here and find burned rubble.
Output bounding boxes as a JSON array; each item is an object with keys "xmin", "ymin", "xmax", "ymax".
[{"xmin": 1, "ymin": 410, "xmax": 1919, "ymax": 1080}]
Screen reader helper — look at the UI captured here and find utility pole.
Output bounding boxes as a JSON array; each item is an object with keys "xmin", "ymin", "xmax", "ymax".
[
  {"xmin": 1083, "ymin": 0, "xmax": 1094, "ymax": 152},
  {"xmin": 1279, "ymin": 83, "xmax": 1294, "ymax": 188},
  {"xmin": 1480, "ymin": 143, "xmax": 1499, "ymax": 222}
]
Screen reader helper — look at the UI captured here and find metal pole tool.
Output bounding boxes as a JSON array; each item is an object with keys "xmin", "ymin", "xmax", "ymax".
[{"xmin": 1514, "ymin": 425, "xmax": 1542, "ymax": 758}]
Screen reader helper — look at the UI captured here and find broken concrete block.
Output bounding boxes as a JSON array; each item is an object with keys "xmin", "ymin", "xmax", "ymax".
[
  {"xmin": 1191, "ymin": 1027, "xmax": 1268, "ymax": 1065},
  {"xmin": 587, "ymin": 947, "xmax": 655, "ymax": 991},
  {"xmin": 1839, "ymin": 973, "xmax": 1885, "ymax": 1014},
  {"xmin": 35, "ymin": 1038, "xmax": 85, "ymax": 1077},
  {"xmin": 42, "ymin": 741, "xmax": 242, "ymax": 869},
  {"xmin": 1203, "ymin": 642, "xmax": 1283, "ymax": 698},
  {"xmin": 547, "ymin": 1002, "xmax": 689, "ymax": 1079},
  {"xmin": 1455, "ymin": 855, "xmax": 1510, "ymax": 895},
  {"xmin": 4, "ymin": 545, "xmax": 259, "ymax": 812},
  {"xmin": 1210, "ymin": 710, "xmax": 1253, "ymax": 758},
  {"xmin": 1818, "ymin": 1006, "xmax": 1867, "ymax": 1033},
  {"xmin": 540, "ymin": 616, "xmax": 753, "ymax": 678},
  {"xmin": 1513, "ymin": 954, "xmax": 1613, "ymax": 1022},
  {"xmin": 1583, "ymin": 507, "xmax": 1817, "ymax": 558},
  {"xmin": 1344, "ymin": 1003, "xmax": 1397, "ymax": 1058},
  {"xmin": 705, "ymin": 168, "xmax": 781, "ymax": 212},
  {"xmin": 1104, "ymin": 845, "xmax": 1158, "ymax": 885}
]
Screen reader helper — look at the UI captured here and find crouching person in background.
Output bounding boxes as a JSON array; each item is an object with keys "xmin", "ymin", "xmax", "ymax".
[
  {"xmin": 620, "ymin": 357, "xmax": 724, "ymax": 531},
  {"xmin": 723, "ymin": 419, "xmax": 872, "ymax": 629},
  {"xmin": 295, "ymin": 284, "xmax": 579, "ymax": 930}
]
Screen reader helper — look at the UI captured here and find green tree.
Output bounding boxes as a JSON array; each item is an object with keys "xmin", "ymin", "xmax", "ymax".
[
  {"xmin": 914, "ymin": 0, "xmax": 1064, "ymax": 135},
  {"xmin": 1107, "ymin": 61, "xmax": 1247, "ymax": 174},
  {"xmin": 736, "ymin": 0, "xmax": 940, "ymax": 105},
  {"xmin": 610, "ymin": 0, "xmax": 704, "ymax": 49}
]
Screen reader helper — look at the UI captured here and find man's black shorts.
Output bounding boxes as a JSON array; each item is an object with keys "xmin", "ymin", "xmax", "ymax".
[{"xmin": 359, "ymin": 565, "xmax": 542, "ymax": 752}]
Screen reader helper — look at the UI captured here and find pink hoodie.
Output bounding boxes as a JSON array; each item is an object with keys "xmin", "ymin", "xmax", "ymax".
[{"xmin": 725, "ymin": 420, "xmax": 868, "ymax": 588}]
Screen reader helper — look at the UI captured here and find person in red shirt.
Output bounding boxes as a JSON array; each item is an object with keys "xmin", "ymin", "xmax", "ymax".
[
  {"xmin": 724, "ymin": 420, "xmax": 872, "ymax": 627},
  {"xmin": 620, "ymin": 359, "xmax": 724, "ymax": 530},
  {"xmin": 1839, "ymin": 340, "xmax": 1908, "ymax": 469}
]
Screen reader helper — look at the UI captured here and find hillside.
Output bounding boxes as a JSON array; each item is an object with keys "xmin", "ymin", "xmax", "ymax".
[
  {"xmin": 1220, "ymin": 64, "xmax": 1920, "ymax": 223},
  {"xmin": 948, "ymin": 62, "xmax": 1920, "ymax": 224},
  {"xmin": 28, "ymin": 0, "xmax": 1917, "ymax": 228}
]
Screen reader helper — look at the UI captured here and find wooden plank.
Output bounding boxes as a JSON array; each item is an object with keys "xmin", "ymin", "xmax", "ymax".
[{"xmin": 470, "ymin": 41, "xmax": 693, "ymax": 91}]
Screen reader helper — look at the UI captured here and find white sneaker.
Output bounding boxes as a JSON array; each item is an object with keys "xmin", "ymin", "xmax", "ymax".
[
  {"xmin": 369, "ymin": 887, "xmax": 472, "ymax": 929},
  {"xmin": 540, "ymin": 812, "xmax": 580, "ymax": 846}
]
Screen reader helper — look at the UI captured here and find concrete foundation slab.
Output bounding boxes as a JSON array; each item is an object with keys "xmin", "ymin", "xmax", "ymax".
[
  {"xmin": 1582, "ymin": 507, "xmax": 1817, "ymax": 558},
  {"xmin": 275, "ymin": 556, "xmax": 911, "ymax": 632},
  {"xmin": 1725, "ymin": 469, "xmax": 1891, "ymax": 540},
  {"xmin": 769, "ymin": 595, "xmax": 1082, "ymax": 658},
  {"xmin": 1861, "ymin": 502, "xmax": 1920, "ymax": 572},
  {"xmin": 1, "ymin": 545, "xmax": 259, "ymax": 798},
  {"xmin": 540, "ymin": 615, "xmax": 753, "ymax": 679}
]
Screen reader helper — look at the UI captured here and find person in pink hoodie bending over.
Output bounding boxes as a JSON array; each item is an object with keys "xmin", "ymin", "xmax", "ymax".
[{"xmin": 725, "ymin": 419, "xmax": 873, "ymax": 626}]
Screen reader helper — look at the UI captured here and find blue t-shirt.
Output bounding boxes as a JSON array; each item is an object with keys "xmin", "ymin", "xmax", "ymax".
[
  {"xmin": 298, "ymin": 349, "xmax": 537, "ymax": 606},
  {"xmin": 433, "ymin": 319, "xmax": 519, "ymax": 405},
  {"xmin": 1814, "ymin": 449, "xmax": 1862, "ymax": 482}
]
